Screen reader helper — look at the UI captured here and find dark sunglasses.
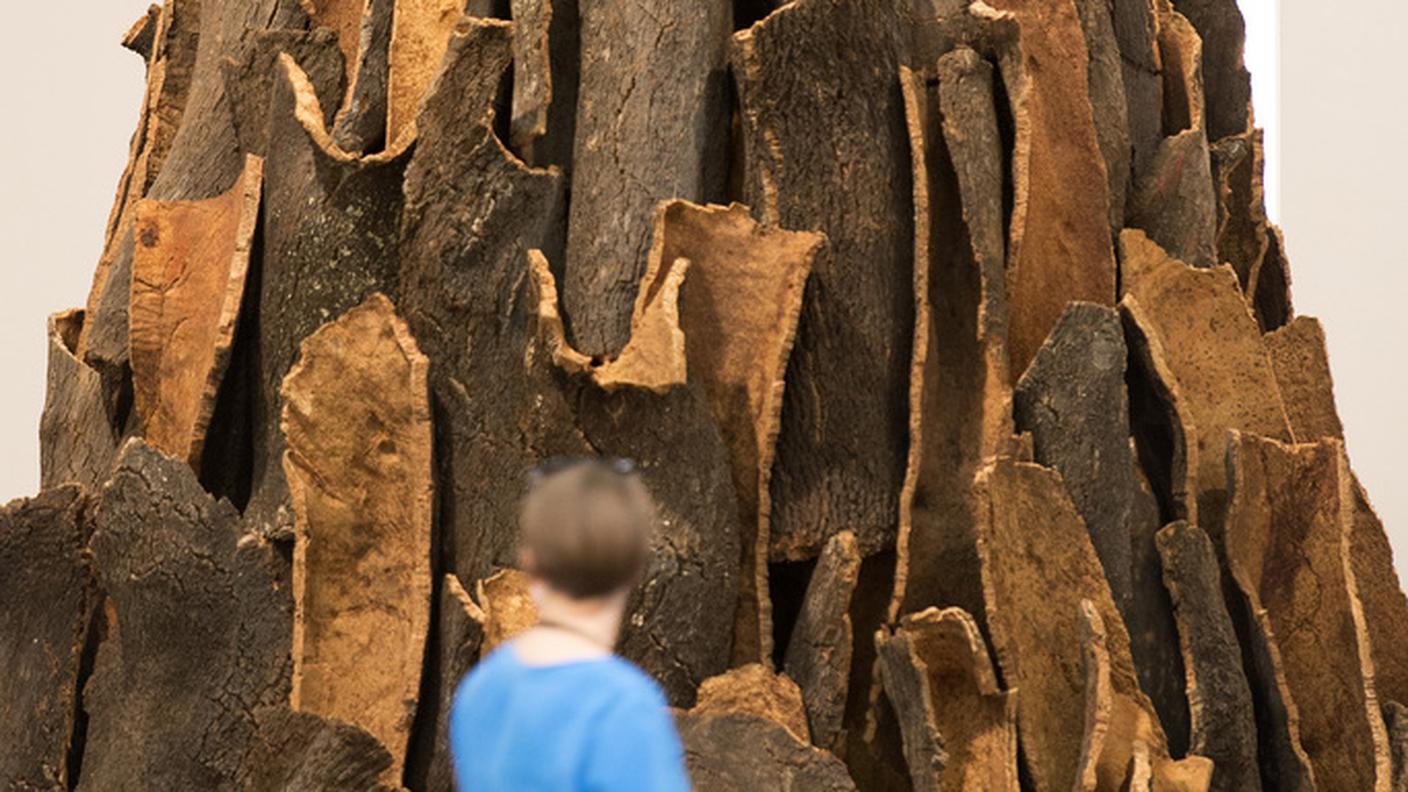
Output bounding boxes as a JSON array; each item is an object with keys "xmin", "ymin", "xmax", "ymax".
[{"xmin": 525, "ymin": 456, "xmax": 638, "ymax": 487}]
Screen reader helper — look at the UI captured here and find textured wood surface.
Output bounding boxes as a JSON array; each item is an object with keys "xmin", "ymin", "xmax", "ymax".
[
  {"xmin": 692, "ymin": 664, "xmax": 810, "ymax": 744},
  {"xmin": 783, "ymin": 530, "xmax": 861, "ymax": 752},
  {"xmin": 0, "ymin": 486, "xmax": 96, "ymax": 791},
  {"xmin": 678, "ymin": 712, "xmax": 858, "ymax": 792},
  {"xmin": 40, "ymin": 310, "xmax": 118, "ymax": 491},
  {"xmin": 246, "ymin": 707, "xmax": 399, "ymax": 792},
  {"xmin": 282, "ymin": 294, "xmax": 432, "ymax": 780},
  {"xmin": 386, "ymin": 0, "xmax": 466, "ymax": 148},
  {"xmin": 1222, "ymin": 433, "xmax": 1391, "ymax": 791},
  {"xmin": 129, "ymin": 154, "xmax": 261, "ymax": 465},
  {"xmin": 733, "ymin": 0, "xmax": 913, "ymax": 560},
  {"xmin": 80, "ymin": 441, "xmax": 291, "ymax": 790}
]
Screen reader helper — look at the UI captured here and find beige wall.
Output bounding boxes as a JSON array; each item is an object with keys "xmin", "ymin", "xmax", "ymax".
[
  {"xmin": 0, "ymin": 3, "xmax": 1400, "ymax": 578},
  {"xmin": 1282, "ymin": 2, "xmax": 1407, "ymax": 571}
]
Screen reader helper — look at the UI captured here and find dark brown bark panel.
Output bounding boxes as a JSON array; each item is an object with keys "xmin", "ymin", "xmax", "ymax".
[
  {"xmin": 40, "ymin": 310, "xmax": 119, "ymax": 492},
  {"xmin": 1170, "ymin": 0, "xmax": 1252, "ymax": 141},
  {"xmin": 783, "ymin": 530, "xmax": 860, "ymax": 752},
  {"xmin": 80, "ymin": 441, "xmax": 291, "ymax": 791},
  {"xmin": 678, "ymin": 712, "xmax": 858, "ymax": 791},
  {"xmin": 733, "ymin": 0, "xmax": 913, "ymax": 560},
  {"xmin": 245, "ymin": 707, "xmax": 399, "ymax": 792},
  {"xmin": 0, "ymin": 486, "xmax": 96, "ymax": 792}
]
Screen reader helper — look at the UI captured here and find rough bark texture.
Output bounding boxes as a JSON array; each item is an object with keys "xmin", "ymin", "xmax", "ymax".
[
  {"xmin": 879, "ymin": 607, "xmax": 1018, "ymax": 792},
  {"xmin": 1113, "ymin": 0, "xmax": 1164, "ymax": 184},
  {"xmin": 1222, "ymin": 433, "xmax": 1391, "ymax": 791},
  {"xmin": 561, "ymin": 0, "xmax": 729, "ymax": 356},
  {"xmin": 509, "ymin": 0, "xmax": 579, "ymax": 171},
  {"xmin": 692, "ymin": 664, "xmax": 810, "ymax": 744},
  {"xmin": 1013, "ymin": 301, "xmax": 1189, "ymax": 754},
  {"xmin": 247, "ymin": 53, "xmax": 411, "ymax": 535},
  {"xmin": 80, "ymin": 440, "xmax": 291, "ymax": 791},
  {"xmin": 222, "ymin": 29, "xmax": 346, "ymax": 158},
  {"xmin": 1075, "ymin": 0, "xmax": 1131, "ymax": 234},
  {"xmin": 415, "ymin": 575, "xmax": 485, "ymax": 792},
  {"xmin": 984, "ymin": 0, "xmax": 1118, "ymax": 377},
  {"xmin": 783, "ymin": 530, "xmax": 861, "ymax": 752},
  {"xmin": 1171, "ymin": 0, "xmax": 1252, "ymax": 141},
  {"xmin": 1389, "ymin": 702, "xmax": 1408, "ymax": 792},
  {"xmin": 972, "ymin": 458, "xmax": 1200, "ymax": 792},
  {"xmin": 0, "ymin": 486, "xmax": 96, "ymax": 792},
  {"xmin": 645, "ymin": 200, "xmax": 821, "ymax": 664},
  {"xmin": 282, "ymin": 294, "xmax": 432, "ymax": 780},
  {"xmin": 1128, "ymin": 8, "xmax": 1217, "ymax": 270},
  {"xmin": 40, "ymin": 310, "xmax": 118, "ymax": 491},
  {"xmin": 246, "ymin": 707, "xmax": 399, "ymax": 792},
  {"xmin": 129, "ymin": 154, "xmax": 262, "ymax": 464},
  {"xmin": 1119, "ymin": 228, "xmax": 1293, "ymax": 530},
  {"xmin": 386, "ymin": 0, "xmax": 467, "ymax": 149},
  {"xmin": 678, "ymin": 712, "xmax": 858, "ymax": 792},
  {"xmin": 1156, "ymin": 521, "xmax": 1261, "ymax": 792},
  {"xmin": 732, "ymin": 0, "xmax": 913, "ymax": 560}
]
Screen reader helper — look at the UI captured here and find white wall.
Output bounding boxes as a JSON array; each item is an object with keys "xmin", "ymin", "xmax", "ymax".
[
  {"xmin": 1280, "ymin": 2, "xmax": 1407, "ymax": 570},
  {"xmin": 0, "ymin": 3, "xmax": 1401, "ymax": 581}
]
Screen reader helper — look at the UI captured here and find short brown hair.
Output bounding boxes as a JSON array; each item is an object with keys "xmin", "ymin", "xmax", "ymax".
[{"xmin": 518, "ymin": 459, "xmax": 656, "ymax": 599}]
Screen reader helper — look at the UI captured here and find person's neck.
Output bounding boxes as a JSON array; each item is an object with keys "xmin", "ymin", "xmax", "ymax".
[{"xmin": 512, "ymin": 584, "xmax": 626, "ymax": 666}]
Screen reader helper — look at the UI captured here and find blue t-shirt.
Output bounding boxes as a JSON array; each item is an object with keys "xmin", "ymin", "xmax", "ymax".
[{"xmin": 449, "ymin": 645, "xmax": 691, "ymax": 791}]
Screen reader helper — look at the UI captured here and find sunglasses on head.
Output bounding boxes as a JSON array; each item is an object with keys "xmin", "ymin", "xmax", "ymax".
[{"xmin": 525, "ymin": 456, "xmax": 638, "ymax": 486}]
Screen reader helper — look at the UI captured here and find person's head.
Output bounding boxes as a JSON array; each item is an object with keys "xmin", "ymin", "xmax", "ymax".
[{"xmin": 517, "ymin": 458, "xmax": 656, "ymax": 602}]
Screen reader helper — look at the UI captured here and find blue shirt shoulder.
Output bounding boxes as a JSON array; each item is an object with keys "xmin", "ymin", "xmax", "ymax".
[{"xmin": 449, "ymin": 646, "xmax": 691, "ymax": 792}]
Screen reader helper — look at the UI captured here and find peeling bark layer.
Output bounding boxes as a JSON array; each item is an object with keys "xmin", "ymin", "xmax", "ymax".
[
  {"xmin": 1119, "ymin": 229, "xmax": 1292, "ymax": 529},
  {"xmin": 692, "ymin": 665, "xmax": 809, "ymax": 744},
  {"xmin": 222, "ymin": 29, "xmax": 346, "ymax": 158},
  {"xmin": 0, "ymin": 486, "xmax": 95, "ymax": 792},
  {"xmin": 561, "ymin": 0, "xmax": 729, "ymax": 356},
  {"xmin": 81, "ymin": 441, "xmax": 291, "ymax": 790},
  {"xmin": 282, "ymin": 293, "xmax": 432, "ymax": 780},
  {"xmin": 783, "ymin": 530, "xmax": 860, "ymax": 751},
  {"xmin": 509, "ymin": 0, "xmax": 578, "ymax": 171},
  {"xmin": 246, "ymin": 707, "xmax": 399, "ymax": 792},
  {"xmin": 386, "ymin": 0, "xmax": 467, "ymax": 148},
  {"xmin": 130, "ymin": 154, "xmax": 262, "ymax": 464},
  {"xmin": 732, "ymin": 0, "xmax": 913, "ymax": 560},
  {"xmin": 1113, "ymin": 0, "xmax": 1163, "ymax": 184},
  {"xmin": 879, "ymin": 607, "xmax": 1019, "ymax": 792},
  {"xmin": 678, "ymin": 712, "xmax": 858, "ymax": 791},
  {"xmin": 1156, "ymin": 521, "xmax": 1260, "ymax": 792},
  {"xmin": 647, "ymin": 200, "xmax": 821, "ymax": 664},
  {"xmin": 40, "ymin": 310, "xmax": 118, "ymax": 491},
  {"xmin": 248, "ymin": 54, "xmax": 412, "ymax": 534},
  {"xmin": 329, "ymin": 0, "xmax": 394, "ymax": 154},
  {"xmin": 1013, "ymin": 301, "xmax": 1189, "ymax": 753},
  {"xmin": 1222, "ymin": 433, "xmax": 1391, "ymax": 791},
  {"xmin": 1171, "ymin": 0, "xmax": 1251, "ymax": 141},
  {"xmin": 1075, "ymin": 0, "xmax": 1131, "ymax": 233},
  {"xmin": 984, "ymin": 0, "xmax": 1118, "ymax": 377}
]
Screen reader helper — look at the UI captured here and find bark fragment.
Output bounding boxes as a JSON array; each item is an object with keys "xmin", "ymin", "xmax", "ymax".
[
  {"xmin": 984, "ymin": 0, "xmax": 1118, "ymax": 376},
  {"xmin": 1075, "ymin": 0, "xmax": 1131, "ymax": 233},
  {"xmin": 1264, "ymin": 316, "xmax": 1408, "ymax": 710},
  {"xmin": 1170, "ymin": 0, "xmax": 1251, "ymax": 141},
  {"xmin": 1113, "ymin": 0, "xmax": 1164, "ymax": 183},
  {"xmin": 1075, "ymin": 600, "xmax": 1113, "ymax": 792},
  {"xmin": 418, "ymin": 575, "xmax": 487, "ymax": 792},
  {"xmin": 892, "ymin": 44, "xmax": 1013, "ymax": 624},
  {"xmin": 129, "ymin": 154, "xmax": 262, "ymax": 465},
  {"xmin": 80, "ymin": 440, "xmax": 292, "ymax": 790},
  {"xmin": 397, "ymin": 18, "xmax": 581, "ymax": 591},
  {"xmin": 123, "ymin": 5, "xmax": 162, "ymax": 60},
  {"xmin": 1222, "ymin": 433, "xmax": 1391, "ymax": 791},
  {"xmin": 509, "ymin": 0, "xmax": 578, "ymax": 171},
  {"xmin": 1388, "ymin": 702, "xmax": 1408, "ymax": 792},
  {"xmin": 643, "ymin": 200, "xmax": 821, "ymax": 664},
  {"xmin": 972, "ymin": 458, "xmax": 1197, "ymax": 792},
  {"xmin": 246, "ymin": 707, "xmax": 399, "ymax": 792},
  {"xmin": 879, "ymin": 607, "xmax": 1019, "ymax": 792},
  {"xmin": 247, "ymin": 54, "xmax": 413, "ymax": 534},
  {"xmin": 281, "ymin": 293, "xmax": 432, "ymax": 781},
  {"xmin": 386, "ymin": 0, "xmax": 468, "ymax": 148},
  {"xmin": 561, "ymin": 0, "xmax": 730, "ymax": 356},
  {"xmin": 330, "ymin": 0, "xmax": 394, "ymax": 154},
  {"xmin": 40, "ymin": 310, "xmax": 118, "ymax": 491},
  {"xmin": 784, "ymin": 530, "xmax": 861, "ymax": 752},
  {"xmin": 732, "ymin": 0, "xmax": 913, "ymax": 560},
  {"xmin": 1128, "ymin": 8, "xmax": 1217, "ymax": 269},
  {"xmin": 1156, "ymin": 521, "xmax": 1260, "ymax": 792},
  {"xmin": 0, "ymin": 486, "xmax": 96, "ymax": 792},
  {"xmin": 1013, "ymin": 302, "xmax": 1189, "ymax": 753},
  {"xmin": 677, "ymin": 712, "xmax": 858, "ymax": 792},
  {"xmin": 1118, "ymin": 229, "xmax": 1293, "ymax": 528},
  {"xmin": 477, "ymin": 569, "xmax": 537, "ymax": 655},
  {"xmin": 222, "ymin": 29, "xmax": 346, "ymax": 157},
  {"xmin": 692, "ymin": 664, "xmax": 809, "ymax": 744}
]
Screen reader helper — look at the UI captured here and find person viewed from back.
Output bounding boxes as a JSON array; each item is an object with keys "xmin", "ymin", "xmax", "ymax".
[{"xmin": 449, "ymin": 458, "xmax": 691, "ymax": 792}]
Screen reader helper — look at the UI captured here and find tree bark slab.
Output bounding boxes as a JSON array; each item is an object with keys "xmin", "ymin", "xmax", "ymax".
[
  {"xmin": 386, "ymin": 0, "xmax": 468, "ymax": 149},
  {"xmin": 0, "ymin": 486, "xmax": 96, "ymax": 792},
  {"xmin": 1075, "ymin": 0, "xmax": 1131, "ymax": 233},
  {"xmin": 246, "ymin": 707, "xmax": 399, "ymax": 792},
  {"xmin": 80, "ymin": 440, "xmax": 292, "ymax": 791},
  {"xmin": 222, "ymin": 28, "xmax": 346, "ymax": 158},
  {"xmin": 561, "ymin": 0, "xmax": 730, "ymax": 356},
  {"xmin": 784, "ymin": 530, "xmax": 861, "ymax": 752},
  {"xmin": 281, "ymin": 293, "xmax": 432, "ymax": 781},
  {"xmin": 732, "ymin": 0, "xmax": 913, "ymax": 560},
  {"xmin": 879, "ymin": 607, "xmax": 1019, "ymax": 792},
  {"xmin": 130, "ymin": 154, "xmax": 262, "ymax": 465},
  {"xmin": 40, "ymin": 310, "xmax": 118, "ymax": 491},
  {"xmin": 509, "ymin": 0, "xmax": 579, "ymax": 172},
  {"xmin": 416, "ymin": 574, "xmax": 486, "ymax": 792},
  {"xmin": 1118, "ymin": 229, "xmax": 1293, "ymax": 529},
  {"xmin": 1156, "ymin": 521, "xmax": 1260, "ymax": 792},
  {"xmin": 1170, "ymin": 0, "xmax": 1251, "ymax": 141},
  {"xmin": 692, "ymin": 664, "xmax": 809, "ymax": 745},
  {"xmin": 1222, "ymin": 433, "xmax": 1391, "ymax": 791},
  {"xmin": 678, "ymin": 712, "xmax": 857, "ymax": 792}
]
